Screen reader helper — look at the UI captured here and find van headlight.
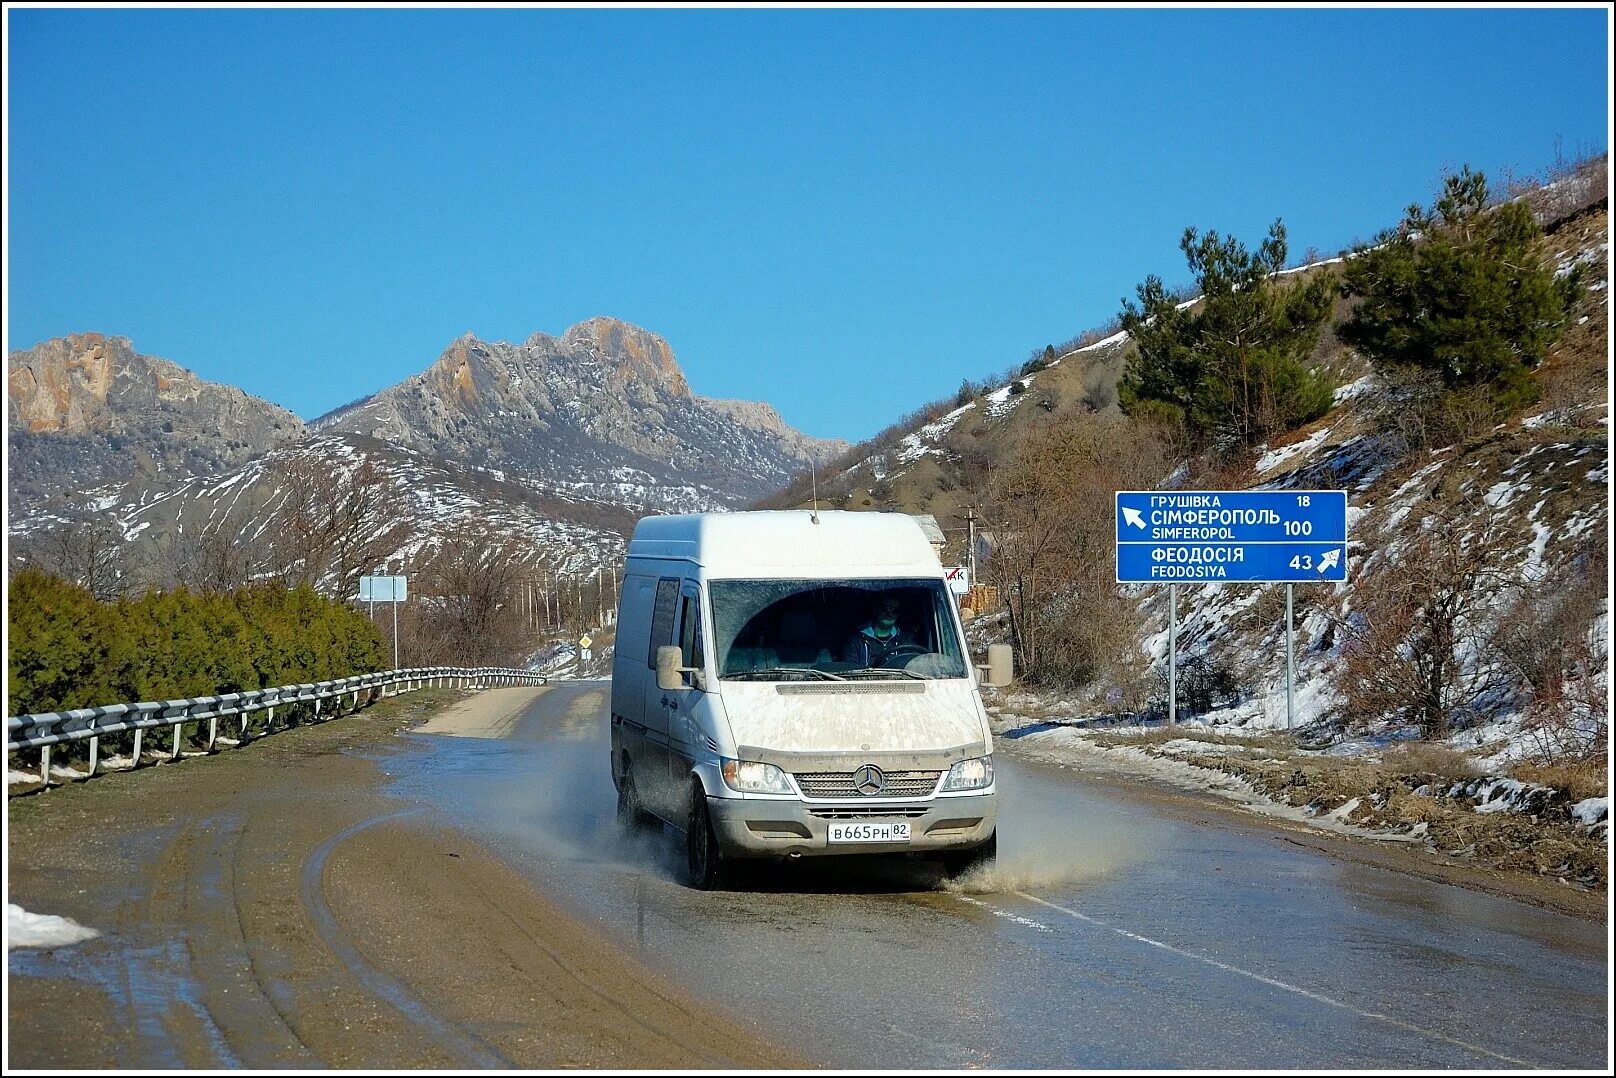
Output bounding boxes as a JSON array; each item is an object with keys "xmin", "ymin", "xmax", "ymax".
[
  {"xmin": 941, "ymin": 756, "xmax": 993, "ymax": 792},
  {"xmin": 721, "ymin": 759, "xmax": 794, "ymax": 795}
]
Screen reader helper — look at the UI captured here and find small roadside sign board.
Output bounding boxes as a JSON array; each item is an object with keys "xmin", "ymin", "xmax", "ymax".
[
  {"xmin": 1115, "ymin": 490, "xmax": 1348, "ymax": 584},
  {"xmin": 943, "ymin": 565, "xmax": 970, "ymax": 596},
  {"xmin": 359, "ymin": 575, "xmax": 408, "ymax": 602}
]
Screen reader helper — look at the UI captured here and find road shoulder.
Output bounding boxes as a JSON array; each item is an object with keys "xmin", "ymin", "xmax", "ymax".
[
  {"xmin": 996, "ymin": 738, "xmax": 1606, "ymax": 922},
  {"xmin": 5, "ymin": 688, "xmax": 803, "ymax": 1069}
]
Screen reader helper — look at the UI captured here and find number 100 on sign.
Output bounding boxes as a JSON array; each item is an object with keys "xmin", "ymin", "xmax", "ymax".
[{"xmin": 1115, "ymin": 490, "xmax": 1349, "ymax": 584}]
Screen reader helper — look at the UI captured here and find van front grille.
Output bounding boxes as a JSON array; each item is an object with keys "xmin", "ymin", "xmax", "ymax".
[
  {"xmin": 794, "ymin": 770, "xmax": 941, "ymax": 799},
  {"xmin": 807, "ymin": 805, "xmax": 930, "ymax": 819}
]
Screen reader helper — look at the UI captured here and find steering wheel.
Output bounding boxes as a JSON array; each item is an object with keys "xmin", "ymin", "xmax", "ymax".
[{"xmin": 882, "ymin": 643, "xmax": 929, "ymax": 661}]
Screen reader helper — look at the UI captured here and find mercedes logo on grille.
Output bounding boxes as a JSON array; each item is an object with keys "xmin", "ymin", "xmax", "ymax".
[{"xmin": 853, "ymin": 764, "xmax": 885, "ymax": 796}]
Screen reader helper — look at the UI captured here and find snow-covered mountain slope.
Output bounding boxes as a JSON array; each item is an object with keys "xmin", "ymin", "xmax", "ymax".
[{"xmin": 13, "ymin": 433, "xmax": 633, "ymax": 584}]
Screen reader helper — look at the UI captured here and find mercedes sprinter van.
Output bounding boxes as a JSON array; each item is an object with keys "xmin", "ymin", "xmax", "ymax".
[{"xmin": 609, "ymin": 510, "xmax": 1000, "ymax": 888}]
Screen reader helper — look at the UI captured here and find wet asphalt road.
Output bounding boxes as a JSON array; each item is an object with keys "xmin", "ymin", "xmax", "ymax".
[{"xmin": 385, "ymin": 680, "xmax": 1608, "ymax": 1070}]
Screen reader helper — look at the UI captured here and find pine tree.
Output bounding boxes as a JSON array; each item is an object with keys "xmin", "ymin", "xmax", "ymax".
[
  {"xmin": 1118, "ymin": 220, "xmax": 1334, "ymax": 449},
  {"xmin": 1338, "ymin": 166, "xmax": 1583, "ymax": 415}
]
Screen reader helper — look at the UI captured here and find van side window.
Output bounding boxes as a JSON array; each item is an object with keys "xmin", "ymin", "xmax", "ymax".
[
  {"xmin": 648, "ymin": 578, "xmax": 681, "ymax": 667},
  {"xmin": 679, "ymin": 594, "xmax": 705, "ymax": 672}
]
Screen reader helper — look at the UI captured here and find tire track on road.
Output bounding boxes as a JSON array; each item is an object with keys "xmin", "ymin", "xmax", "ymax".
[{"xmin": 299, "ymin": 809, "xmax": 513, "ymax": 1069}]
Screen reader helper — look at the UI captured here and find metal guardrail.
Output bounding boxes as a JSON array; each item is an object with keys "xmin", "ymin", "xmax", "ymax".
[{"xmin": 6, "ymin": 666, "xmax": 546, "ymax": 789}]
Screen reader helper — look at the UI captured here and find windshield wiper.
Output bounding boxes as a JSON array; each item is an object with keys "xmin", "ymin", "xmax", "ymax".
[
  {"xmin": 843, "ymin": 667, "xmax": 927, "ymax": 680},
  {"xmin": 723, "ymin": 667, "xmax": 847, "ymax": 682}
]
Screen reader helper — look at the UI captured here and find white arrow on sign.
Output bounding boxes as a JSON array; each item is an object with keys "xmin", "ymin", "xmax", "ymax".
[
  {"xmin": 1318, "ymin": 548, "xmax": 1341, "ymax": 574},
  {"xmin": 1122, "ymin": 507, "xmax": 1147, "ymax": 530}
]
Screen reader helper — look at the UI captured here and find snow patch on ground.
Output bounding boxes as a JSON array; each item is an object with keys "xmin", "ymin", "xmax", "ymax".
[
  {"xmin": 7, "ymin": 905, "xmax": 99, "ymax": 950},
  {"xmin": 992, "ymin": 718, "xmax": 1425, "ymax": 844},
  {"xmin": 1331, "ymin": 375, "xmax": 1373, "ymax": 405},
  {"xmin": 1255, "ymin": 424, "xmax": 1334, "ymax": 475},
  {"xmin": 1571, "ymin": 797, "xmax": 1609, "ymax": 830}
]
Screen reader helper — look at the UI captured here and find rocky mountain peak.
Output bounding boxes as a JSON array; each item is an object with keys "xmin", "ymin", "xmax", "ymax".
[
  {"xmin": 6, "ymin": 333, "xmax": 306, "ymax": 516},
  {"xmin": 559, "ymin": 316, "xmax": 688, "ymax": 396},
  {"xmin": 316, "ymin": 317, "xmax": 842, "ymax": 509}
]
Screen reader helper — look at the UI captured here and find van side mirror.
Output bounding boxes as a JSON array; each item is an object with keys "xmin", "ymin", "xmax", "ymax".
[
  {"xmin": 984, "ymin": 643, "xmax": 1014, "ymax": 688},
  {"xmin": 657, "ymin": 646, "xmax": 688, "ymax": 692}
]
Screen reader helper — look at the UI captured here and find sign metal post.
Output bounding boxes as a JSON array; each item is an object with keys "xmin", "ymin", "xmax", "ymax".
[
  {"xmin": 1168, "ymin": 583, "xmax": 1177, "ymax": 727},
  {"xmin": 1285, "ymin": 583, "xmax": 1295, "ymax": 729}
]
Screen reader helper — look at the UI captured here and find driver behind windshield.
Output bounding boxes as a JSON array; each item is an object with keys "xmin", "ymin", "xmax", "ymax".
[{"xmin": 841, "ymin": 596, "xmax": 917, "ymax": 668}]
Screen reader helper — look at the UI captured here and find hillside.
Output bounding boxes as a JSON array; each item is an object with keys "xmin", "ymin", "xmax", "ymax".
[{"xmin": 771, "ymin": 158, "xmax": 1609, "ymax": 770}]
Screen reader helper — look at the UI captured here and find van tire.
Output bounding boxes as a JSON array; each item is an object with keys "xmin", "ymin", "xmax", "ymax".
[
  {"xmin": 686, "ymin": 788, "xmax": 730, "ymax": 890},
  {"xmin": 941, "ymin": 833, "xmax": 997, "ymax": 882},
  {"xmin": 616, "ymin": 765, "xmax": 650, "ymax": 831}
]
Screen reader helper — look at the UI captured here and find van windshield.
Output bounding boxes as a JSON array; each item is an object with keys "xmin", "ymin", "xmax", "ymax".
[{"xmin": 710, "ymin": 578, "xmax": 968, "ymax": 681}]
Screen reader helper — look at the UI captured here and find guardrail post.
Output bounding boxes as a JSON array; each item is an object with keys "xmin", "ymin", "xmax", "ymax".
[
  {"xmin": 39, "ymin": 745, "xmax": 51, "ymax": 788},
  {"xmin": 87, "ymin": 734, "xmax": 99, "ymax": 778},
  {"xmin": 171, "ymin": 722, "xmax": 184, "ymax": 761},
  {"xmin": 206, "ymin": 715, "xmax": 219, "ymax": 752},
  {"xmin": 132, "ymin": 728, "xmax": 143, "ymax": 768}
]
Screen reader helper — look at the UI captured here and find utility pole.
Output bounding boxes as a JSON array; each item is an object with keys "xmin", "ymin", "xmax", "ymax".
[{"xmin": 962, "ymin": 505, "xmax": 978, "ymax": 589}]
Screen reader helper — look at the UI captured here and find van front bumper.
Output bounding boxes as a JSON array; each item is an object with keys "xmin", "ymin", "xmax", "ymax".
[{"xmin": 705, "ymin": 791, "xmax": 996, "ymax": 858}]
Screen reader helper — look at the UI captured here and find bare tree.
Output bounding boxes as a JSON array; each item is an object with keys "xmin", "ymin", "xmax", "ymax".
[
  {"xmin": 1494, "ymin": 521, "xmax": 1608, "ymax": 762},
  {"xmin": 1337, "ymin": 501, "xmax": 1524, "ymax": 737},
  {"xmin": 168, "ymin": 517, "xmax": 264, "ymax": 593},
  {"xmin": 407, "ymin": 529, "xmax": 536, "ymax": 666},
  {"xmin": 11, "ymin": 512, "xmax": 138, "ymax": 599},
  {"xmin": 270, "ymin": 454, "xmax": 415, "ymax": 596},
  {"xmin": 982, "ymin": 414, "xmax": 1171, "ymax": 687}
]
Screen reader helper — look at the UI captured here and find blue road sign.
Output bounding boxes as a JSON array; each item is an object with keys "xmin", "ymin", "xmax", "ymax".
[{"xmin": 1115, "ymin": 490, "xmax": 1348, "ymax": 584}]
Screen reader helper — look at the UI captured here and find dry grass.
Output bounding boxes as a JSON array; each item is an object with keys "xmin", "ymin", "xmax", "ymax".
[
  {"xmin": 1093, "ymin": 733, "xmax": 1607, "ymax": 888},
  {"xmin": 1381, "ymin": 741, "xmax": 1480, "ymax": 783},
  {"xmin": 1512, "ymin": 759, "xmax": 1608, "ymax": 805}
]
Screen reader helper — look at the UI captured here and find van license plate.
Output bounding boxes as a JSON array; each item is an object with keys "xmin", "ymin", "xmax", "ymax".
[{"xmin": 827, "ymin": 821, "xmax": 912, "ymax": 844}]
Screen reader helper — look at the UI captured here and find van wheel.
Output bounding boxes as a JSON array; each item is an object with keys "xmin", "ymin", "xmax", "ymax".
[
  {"xmin": 686, "ymin": 789, "xmax": 730, "ymax": 890},
  {"xmin": 941, "ymin": 833, "xmax": 997, "ymax": 882},
  {"xmin": 616, "ymin": 766, "xmax": 650, "ymax": 831}
]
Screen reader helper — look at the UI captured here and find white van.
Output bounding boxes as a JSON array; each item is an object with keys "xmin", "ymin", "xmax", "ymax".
[{"xmin": 609, "ymin": 510, "xmax": 1000, "ymax": 889}]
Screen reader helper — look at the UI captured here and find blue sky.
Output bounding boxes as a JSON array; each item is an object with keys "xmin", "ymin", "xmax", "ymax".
[{"xmin": 7, "ymin": 7, "xmax": 1609, "ymax": 441}]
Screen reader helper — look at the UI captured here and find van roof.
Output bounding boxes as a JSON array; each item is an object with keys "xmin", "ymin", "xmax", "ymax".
[{"xmin": 627, "ymin": 510, "xmax": 944, "ymax": 576}]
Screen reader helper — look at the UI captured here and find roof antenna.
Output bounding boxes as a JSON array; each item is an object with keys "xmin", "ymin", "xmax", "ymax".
[{"xmin": 810, "ymin": 458, "xmax": 821, "ymax": 524}]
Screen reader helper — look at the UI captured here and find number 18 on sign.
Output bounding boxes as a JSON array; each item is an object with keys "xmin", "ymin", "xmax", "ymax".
[{"xmin": 1114, "ymin": 490, "xmax": 1348, "ymax": 584}]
